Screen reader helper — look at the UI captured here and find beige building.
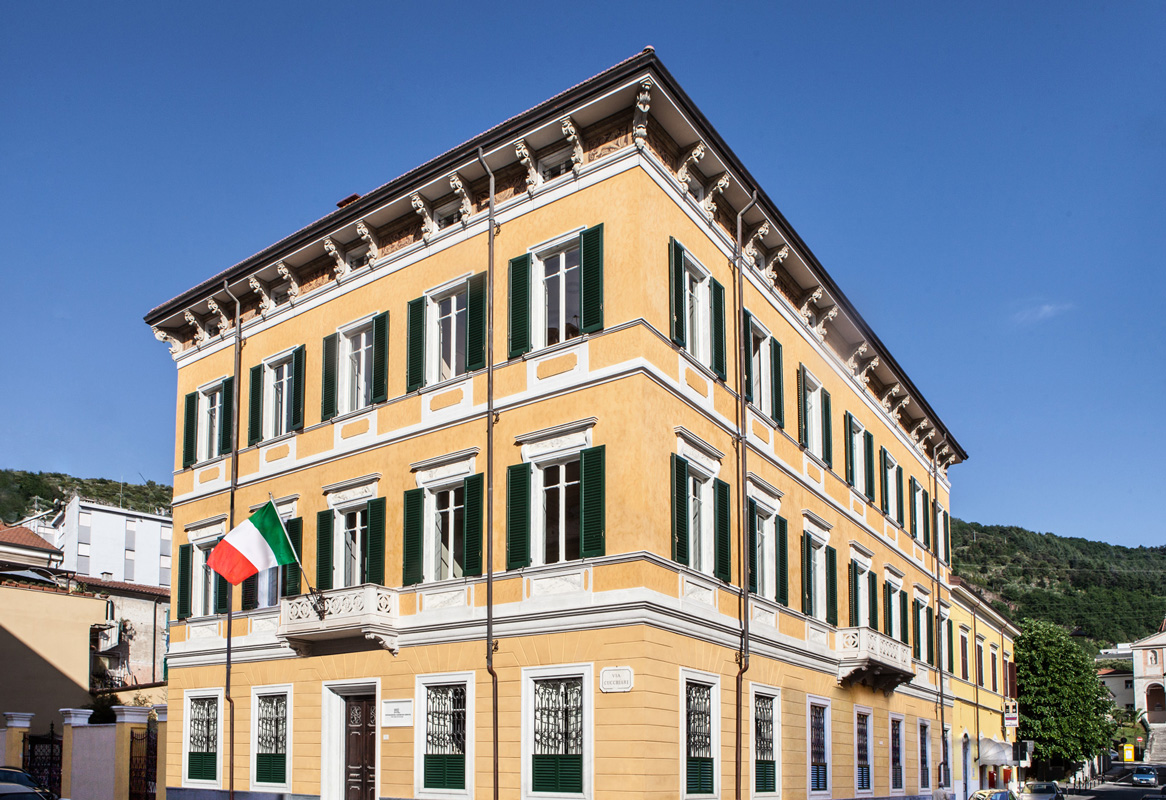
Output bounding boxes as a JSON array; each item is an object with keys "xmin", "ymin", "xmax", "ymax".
[{"xmin": 146, "ymin": 49, "xmax": 975, "ymax": 800}]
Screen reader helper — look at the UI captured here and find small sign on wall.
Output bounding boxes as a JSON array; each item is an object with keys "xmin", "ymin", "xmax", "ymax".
[
  {"xmin": 382, "ymin": 699, "xmax": 413, "ymax": 727},
  {"xmin": 599, "ymin": 666, "xmax": 634, "ymax": 693}
]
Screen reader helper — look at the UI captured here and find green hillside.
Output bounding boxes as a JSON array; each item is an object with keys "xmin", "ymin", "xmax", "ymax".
[
  {"xmin": 0, "ymin": 469, "xmax": 171, "ymax": 524},
  {"xmin": 951, "ymin": 518, "xmax": 1166, "ymax": 649}
]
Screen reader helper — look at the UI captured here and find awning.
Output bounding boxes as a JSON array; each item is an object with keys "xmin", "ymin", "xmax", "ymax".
[{"xmin": 979, "ymin": 737, "xmax": 1014, "ymax": 765}]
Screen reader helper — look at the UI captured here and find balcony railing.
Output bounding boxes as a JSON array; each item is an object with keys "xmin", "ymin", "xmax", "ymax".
[
  {"xmin": 837, "ymin": 626, "xmax": 915, "ymax": 692},
  {"xmin": 277, "ymin": 583, "xmax": 398, "ymax": 656}
]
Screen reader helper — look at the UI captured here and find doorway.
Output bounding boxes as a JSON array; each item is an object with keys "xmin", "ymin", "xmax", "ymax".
[{"xmin": 344, "ymin": 695, "xmax": 376, "ymax": 800}]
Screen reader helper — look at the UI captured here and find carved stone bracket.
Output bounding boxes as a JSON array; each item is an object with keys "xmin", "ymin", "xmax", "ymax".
[
  {"xmin": 412, "ymin": 194, "xmax": 436, "ymax": 243},
  {"xmin": 744, "ymin": 222, "xmax": 770, "ymax": 269},
  {"xmin": 152, "ymin": 326, "xmax": 180, "ymax": 356},
  {"xmin": 934, "ymin": 443, "xmax": 950, "ymax": 463},
  {"xmin": 880, "ymin": 383, "xmax": 901, "ymax": 411},
  {"xmin": 356, "ymin": 220, "xmax": 380, "ymax": 266},
  {"xmin": 183, "ymin": 310, "xmax": 209, "ymax": 345},
  {"xmin": 284, "ymin": 640, "xmax": 313, "ymax": 658},
  {"xmin": 857, "ymin": 356, "xmax": 880, "ymax": 386},
  {"xmin": 277, "ymin": 262, "xmax": 300, "ymax": 301},
  {"xmin": 633, "ymin": 79, "xmax": 652, "ymax": 150},
  {"xmin": 205, "ymin": 298, "xmax": 231, "ymax": 334},
  {"xmin": 764, "ymin": 243, "xmax": 791, "ymax": 281},
  {"xmin": 910, "ymin": 419, "xmax": 931, "ymax": 442},
  {"xmin": 891, "ymin": 395, "xmax": 911, "ymax": 421},
  {"xmin": 700, "ymin": 173, "xmax": 730, "ymax": 219},
  {"xmin": 450, "ymin": 173, "xmax": 473, "ymax": 225},
  {"xmin": 248, "ymin": 276, "xmax": 274, "ymax": 317},
  {"xmin": 677, "ymin": 142, "xmax": 705, "ymax": 186},
  {"xmin": 323, "ymin": 238, "xmax": 346, "ymax": 279},
  {"xmin": 364, "ymin": 632, "xmax": 399, "ymax": 655},
  {"xmin": 798, "ymin": 286, "xmax": 823, "ymax": 323},
  {"xmin": 516, "ymin": 139, "xmax": 537, "ymax": 195},
  {"xmin": 846, "ymin": 342, "xmax": 869, "ymax": 373},
  {"xmin": 561, "ymin": 116, "xmax": 584, "ymax": 176},
  {"xmin": 812, "ymin": 305, "xmax": 838, "ymax": 340}
]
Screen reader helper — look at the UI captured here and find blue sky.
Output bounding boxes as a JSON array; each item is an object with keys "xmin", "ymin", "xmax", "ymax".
[{"xmin": 1, "ymin": 2, "xmax": 1162, "ymax": 547}]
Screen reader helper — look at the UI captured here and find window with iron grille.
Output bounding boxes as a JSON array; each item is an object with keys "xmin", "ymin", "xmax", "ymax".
[
  {"xmin": 424, "ymin": 684, "xmax": 466, "ymax": 790},
  {"xmin": 188, "ymin": 696, "xmax": 218, "ymax": 781},
  {"xmin": 891, "ymin": 719, "xmax": 903, "ymax": 790},
  {"xmin": 856, "ymin": 712, "xmax": 871, "ymax": 791},
  {"xmin": 755, "ymin": 694, "xmax": 776, "ymax": 793},
  {"xmin": 686, "ymin": 681, "xmax": 714, "ymax": 794},
  {"xmin": 919, "ymin": 723, "xmax": 931, "ymax": 789},
  {"xmin": 532, "ymin": 677, "xmax": 582, "ymax": 793},
  {"xmin": 255, "ymin": 693, "xmax": 286, "ymax": 785},
  {"xmin": 810, "ymin": 703, "xmax": 828, "ymax": 792}
]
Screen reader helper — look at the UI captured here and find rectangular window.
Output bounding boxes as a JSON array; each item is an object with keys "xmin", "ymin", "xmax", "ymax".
[
  {"xmin": 192, "ymin": 544, "xmax": 216, "ymax": 617},
  {"xmin": 976, "ymin": 641, "xmax": 985, "ymax": 687},
  {"xmin": 686, "ymin": 681, "xmax": 714, "ymax": 795},
  {"xmin": 991, "ymin": 647, "xmax": 998, "ymax": 693},
  {"xmin": 542, "ymin": 460, "xmax": 581, "ymax": 565},
  {"xmin": 532, "ymin": 677, "xmax": 583, "ymax": 794},
  {"xmin": 255, "ymin": 693, "xmax": 287, "ymax": 786},
  {"xmin": 424, "ymin": 684, "xmax": 467, "ymax": 790},
  {"xmin": 187, "ymin": 696, "xmax": 219, "ymax": 782},
  {"xmin": 688, "ymin": 473, "xmax": 711, "ymax": 576},
  {"xmin": 267, "ymin": 356, "xmax": 295, "ymax": 438},
  {"xmin": 803, "ymin": 371, "xmax": 823, "ymax": 456},
  {"xmin": 750, "ymin": 329, "xmax": 767, "ymax": 410},
  {"xmin": 435, "ymin": 485, "xmax": 466, "ymax": 580},
  {"xmin": 755, "ymin": 694, "xmax": 777, "ymax": 794},
  {"xmin": 856, "ymin": 711, "xmax": 871, "ymax": 791},
  {"xmin": 437, "ymin": 289, "xmax": 468, "ymax": 381},
  {"xmin": 809, "ymin": 703, "xmax": 828, "ymax": 792},
  {"xmin": 542, "ymin": 244, "xmax": 581, "ymax": 347},
  {"xmin": 342, "ymin": 508, "xmax": 369, "ymax": 588},
  {"xmin": 200, "ymin": 385, "xmax": 224, "ymax": 462},
  {"xmin": 682, "ymin": 259, "xmax": 709, "ymax": 363},
  {"xmin": 890, "ymin": 718, "xmax": 903, "ymax": 791},
  {"xmin": 124, "ymin": 555, "xmax": 135, "ymax": 582},
  {"xmin": 961, "ymin": 632, "xmax": 969, "ymax": 680},
  {"xmin": 538, "ymin": 147, "xmax": 573, "ymax": 183},
  {"xmin": 919, "ymin": 722, "xmax": 931, "ymax": 790},
  {"xmin": 344, "ymin": 323, "xmax": 375, "ymax": 412}
]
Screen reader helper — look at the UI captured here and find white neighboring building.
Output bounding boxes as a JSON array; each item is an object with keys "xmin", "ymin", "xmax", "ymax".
[
  {"xmin": 24, "ymin": 495, "xmax": 173, "ymax": 588},
  {"xmin": 1132, "ymin": 623, "xmax": 1166, "ymax": 724}
]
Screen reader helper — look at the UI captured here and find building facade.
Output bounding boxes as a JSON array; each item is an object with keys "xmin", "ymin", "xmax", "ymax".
[{"xmin": 147, "ymin": 50, "xmax": 974, "ymax": 800}]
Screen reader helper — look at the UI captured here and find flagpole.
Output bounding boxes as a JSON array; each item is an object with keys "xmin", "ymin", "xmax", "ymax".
[
  {"xmin": 268, "ymin": 492, "xmax": 327, "ymax": 619},
  {"xmin": 223, "ymin": 280, "xmax": 243, "ymax": 800}
]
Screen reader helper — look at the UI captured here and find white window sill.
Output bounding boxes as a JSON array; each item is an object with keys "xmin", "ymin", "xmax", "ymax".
[
  {"xmin": 190, "ymin": 454, "xmax": 227, "ymax": 470},
  {"xmin": 259, "ymin": 431, "xmax": 295, "ymax": 449},
  {"xmin": 522, "ymin": 335, "xmax": 589, "ymax": 363},
  {"xmin": 329, "ymin": 405, "xmax": 376, "ymax": 425}
]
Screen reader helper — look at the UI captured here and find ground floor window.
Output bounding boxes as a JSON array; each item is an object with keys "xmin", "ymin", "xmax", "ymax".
[
  {"xmin": 809, "ymin": 702, "xmax": 829, "ymax": 792},
  {"xmin": 754, "ymin": 692, "xmax": 777, "ymax": 794},
  {"xmin": 856, "ymin": 710, "xmax": 871, "ymax": 791},
  {"xmin": 920, "ymin": 721, "xmax": 931, "ymax": 791},
  {"xmin": 532, "ymin": 677, "xmax": 583, "ymax": 793},
  {"xmin": 891, "ymin": 717, "xmax": 904, "ymax": 791},
  {"xmin": 186, "ymin": 693, "xmax": 220, "ymax": 784},
  {"xmin": 424, "ymin": 684, "xmax": 467, "ymax": 790},
  {"xmin": 686, "ymin": 681, "xmax": 714, "ymax": 794},
  {"xmin": 254, "ymin": 692, "xmax": 288, "ymax": 786}
]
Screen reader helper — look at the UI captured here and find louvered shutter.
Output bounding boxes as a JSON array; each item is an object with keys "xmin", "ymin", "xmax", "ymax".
[
  {"xmin": 366, "ymin": 497, "xmax": 385, "ymax": 584},
  {"xmin": 241, "ymin": 574, "xmax": 258, "ymax": 611},
  {"xmin": 769, "ymin": 337, "xmax": 783, "ymax": 427},
  {"xmin": 402, "ymin": 488, "xmax": 424, "ymax": 586},
  {"xmin": 911, "ymin": 599, "xmax": 921, "ymax": 657},
  {"xmin": 176, "ymin": 543, "xmax": 192, "ymax": 619},
  {"xmin": 896, "ymin": 466, "xmax": 905, "ymax": 525},
  {"xmin": 927, "ymin": 606, "xmax": 935, "ymax": 665},
  {"xmin": 506, "ymin": 463, "xmax": 532, "ymax": 569},
  {"xmin": 883, "ymin": 581, "xmax": 893, "ymax": 637},
  {"xmin": 248, "ymin": 364, "xmax": 264, "ymax": 445},
  {"xmin": 868, "ymin": 571, "xmax": 878, "ymax": 630},
  {"xmin": 281, "ymin": 518, "xmax": 302, "ymax": 597},
  {"xmin": 776, "ymin": 516, "xmax": 788, "ymax": 606},
  {"xmin": 671, "ymin": 454, "xmax": 689, "ymax": 565},
  {"xmin": 909, "ymin": 478, "xmax": 919, "ymax": 537},
  {"xmin": 406, "ymin": 297, "xmax": 426, "ymax": 392},
  {"xmin": 747, "ymin": 499, "xmax": 758, "ymax": 593},
  {"xmin": 879, "ymin": 447, "xmax": 889, "ymax": 513},
  {"xmin": 864, "ymin": 431, "xmax": 875, "ymax": 502},
  {"xmin": 371, "ymin": 310, "xmax": 389, "ymax": 402},
  {"xmin": 182, "ymin": 392, "xmax": 198, "ymax": 467},
  {"xmin": 944, "ymin": 511, "xmax": 951, "ymax": 563},
  {"xmin": 316, "ymin": 510, "xmax": 333, "ymax": 591},
  {"xmin": 321, "ymin": 333, "xmax": 339, "ymax": 421},
  {"xmin": 508, "ymin": 254, "xmax": 531, "ymax": 358},
  {"xmin": 669, "ymin": 237, "xmax": 686, "ymax": 347},
  {"xmin": 821, "ymin": 389, "xmax": 832, "ymax": 468},
  {"xmin": 713, "ymin": 478, "xmax": 731, "ymax": 583},
  {"xmin": 796, "ymin": 365, "xmax": 807, "ymax": 447},
  {"xmin": 900, "ymin": 591, "xmax": 909, "ymax": 645},
  {"xmin": 580, "ymin": 446, "xmax": 605, "ymax": 558},
  {"xmin": 844, "ymin": 413, "xmax": 855, "ymax": 485},
  {"xmin": 948, "ymin": 619, "xmax": 955, "ymax": 673},
  {"xmin": 462, "ymin": 473, "xmax": 483, "ymax": 576},
  {"xmin": 290, "ymin": 345, "xmax": 305, "ymax": 431},
  {"xmin": 742, "ymin": 310, "xmax": 754, "ymax": 403},
  {"xmin": 923, "ymin": 489, "xmax": 932, "ymax": 548},
  {"xmin": 801, "ymin": 533, "xmax": 812, "ymax": 615},
  {"xmin": 848, "ymin": 561, "xmax": 858, "ymax": 626},
  {"xmin": 466, "ymin": 274, "xmax": 486, "ymax": 372},
  {"xmin": 825, "ymin": 546, "xmax": 838, "ymax": 626},
  {"xmin": 218, "ymin": 377, "xmax": 234, "ymax": 456},
  {"xmin": 579, "ymin": 224, "xmax": 603, "ymax": 333},
  {"xmin": 213, "ymin": 549, "xmax": 229, "ymax": 614},
  {"xmin": 710, "ymin": 279, "xmax": 727, "ymax": 380}
]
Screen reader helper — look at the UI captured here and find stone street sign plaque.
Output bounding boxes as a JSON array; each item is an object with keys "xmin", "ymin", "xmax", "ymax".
[{"xmin": 599, "ymin": 666, "xmax": 634, "ymax": 693}]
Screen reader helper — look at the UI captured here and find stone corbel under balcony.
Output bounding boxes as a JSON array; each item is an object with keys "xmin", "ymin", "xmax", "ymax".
[
  {"xmin": 837, "ymin": 626, "xmax": 915, "ymax": 694},
  {"xmin": 277, "ymin": 583, "xmax": 399, "ymax": 656}
]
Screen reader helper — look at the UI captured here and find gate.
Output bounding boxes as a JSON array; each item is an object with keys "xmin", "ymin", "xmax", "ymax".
[
  {"xmin": 129, "ymin": 720, "xmax": 158, "ymax": 800},
  {"xmin": 22, "ymin": 725, "xmax": 62, "ymax": 798}
]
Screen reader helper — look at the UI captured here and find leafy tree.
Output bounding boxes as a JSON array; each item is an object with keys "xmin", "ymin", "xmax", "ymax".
[{"xmin": 1017, "ymin": 619, "xmax": 1116, "ymax": 764}]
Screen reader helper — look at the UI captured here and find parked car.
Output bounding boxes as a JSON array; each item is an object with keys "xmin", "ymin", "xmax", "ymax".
[
  {"xmin": 0, "ymin": 769, "xmax": 54, "ymax": 800},
  {"xmin": 1132, "ymin": 766, "xmax": 1158, "ymax": 787},
  {"xmin": 1021, "ymin": 781, "xmax": 1061, "ymax": 800},
  {"xmin": 972, "ymin": 790, "xmax": 1020, "ymax": 800},
  {"xmin": 0, "ymin": 783, "xmax": 48, "ymax": 800}
]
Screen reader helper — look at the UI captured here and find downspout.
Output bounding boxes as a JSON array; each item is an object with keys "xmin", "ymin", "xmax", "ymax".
[
  {"xmin": 475, "ymin": 146, "xmax": 500, "ymax": 800},
  {"xmin": 733, "ymin": 190, "xmax": 758, "ymax": 800},
  {"xmin": 222, "ymin": 280, "xmax": 244, "ymax": 800},
  {"xmin": 932, "ymin": 436, "xmax": 948, "ymax": 795},
  {"xmin": 971, "ymin": 595, "xmax": 982, "ymax": 789}
]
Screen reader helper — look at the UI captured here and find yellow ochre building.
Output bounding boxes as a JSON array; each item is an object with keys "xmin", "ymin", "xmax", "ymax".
[{"xmin": 145, "ymin": 49, "xmax": 1010, "ymax": 800}]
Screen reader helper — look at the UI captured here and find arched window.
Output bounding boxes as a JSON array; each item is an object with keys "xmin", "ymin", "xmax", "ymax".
[{"xmin": 1151, "ymin": 650, "xmax": 1159, "ymax": 666}]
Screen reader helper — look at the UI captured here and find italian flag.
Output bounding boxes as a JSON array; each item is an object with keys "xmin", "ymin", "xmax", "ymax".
[{"xmin": 207, "ymin": 502, "xmax": 298, "ymax": 584}]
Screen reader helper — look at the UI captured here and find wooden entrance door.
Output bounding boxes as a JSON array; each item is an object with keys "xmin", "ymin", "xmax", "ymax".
[{"xmin": 344, "ymin": 695, "xmax": 376, "ymax": 800}]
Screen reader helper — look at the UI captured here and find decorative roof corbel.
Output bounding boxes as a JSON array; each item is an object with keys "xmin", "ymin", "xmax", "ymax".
[
  {"xmin": 676, "ymin": 142, "xmax": 705, "ymax": 186},
  {"xmin": 798, "ymin": 286, "xmax": 823, "ymax": 324},
  {"xmin": 323, "ymin": 238, "xmax": 346, "ymax": 279},
  {"xmin": 744, "ymin": 222, "xmax": 770, "ymax": 269},
  {"xmin": 891, "ymin": 395, "xmax": 911, "ymax": 421},
  {"xmin": 449, "ymin": 173, "xmax": 473, "ymax": 226},
  {"xmin": 764, "ymin": 243, "xmax": 790, "ymax": 282},
  {"xmin": 356, "ymin": 220, "xmax": 380, "ymax": 266},
  {"xmin": 152, "ymin": 326, "xmax": 180, "ymax": 356},
  {"xmin": 910, "ymin": 418, "xmax": 931, "ymax": 442},
  {"xmin": 857, "ymin": 356, "xmax": 879, "ymax": 386},
  {"xmin": 561, "ymin": 116, "xmax": 584, "ymax": 176},
  {"xmin": 700, "ymin": 173, "xmax": 730, "ymax": 220},
  {"xmin": 412, "ymin": 194, "xmax": 436, "ymax": 243},
  {"xmin": 205, "ymin": 298, "xmax": 231, "ymax": 333},
  {"xmin": 633, "ymin": 79, "xmax": 651, "ymax": 150},
  {"xmin": 248, "ymin": 276, "xmax": 274, "ymax": 317},
  {"xmin": 183, "ymin": 309, "xmax": 209, "ymax": 345},
  {"xmin": 880, "ymin": 383, "xmax": 901, "ymax": 411},
  {"xmin": 846, "ymin": 342, "xmax": 869, "ymax": 373},
  {"xmin": 812, "ymin": 305, "xmax": 838, "ymax": 340},
  {"xmin": 276, "ymin": 262, "xmax": 300, "ymax": 301},
  {"xmin": 515, "ymin": 139, "xmax": 537, "ymax": 196},
  {"xmin": 933, "ymin": 442, "xmax": 950, "ymax": 463}
]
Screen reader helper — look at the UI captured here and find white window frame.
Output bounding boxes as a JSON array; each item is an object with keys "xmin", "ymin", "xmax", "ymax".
[
  {"xmin": 990, "ymin": 644, "xmax": 999, "ymax": 693},
  {"xmin": 434, "ymin": 199, "xmax": 461, "ymax": 231},
  {"xmin": 883, "ymin": 451, "xmax": 899, "ymax": 523},
  {"xmin": 889, "ymin": 713, "xmax": 905, "ymax": 795},
  {"xmin": 885, "ymin": 574, "xmax": 903, "ymax": 641},
  {"xmin": 183, "ymin": 687, "xmax": 224, "ymax": 789},
  {"xmin": 687, "ymin": 462, "xmax": 716, "ymax": 578},
  {"xmin": 525, "ymin": 439, "xmax": 587, "ymax": 569},
  {"xmin": 747, "ymin": 317, "xmax": 772, "ymax": 416},
  {"xmin": 413, "ymin": 670, "xmax": 475, "ymax": 799},
  {"xmin": 803, "ymin": 369, "xmax": 824, "ymax": 458},
  {"xmin": 193, "ymin": 542, "xmax": 215, "ymax": 617},
  {"xmin": 806, "ymin": 694, "xmax": 831, "ymax": 797},
  {"xmin": 537, "ymin": 146, "xmax": 574, "ymax": 185},
  {"xmin": 851, "ymin": 550, "xmax": 872, "ymax": 629},
  {"xmin": 912, "ymin": 481, "xmax": 925, "ymax": 538},
  {"xmin": 423, "ymin": 275, "xmax": 472, "ymax": 387},
  {"xmin": 681, "ymin": 667, "xmax": 721, "ymax": 800},
  {"xmin": 748, "ymin": 483, "xmax": 782, "ymax": 602},
  {"xmin": 960, "ymin": 627, "xmax": 971, "ymax": 681},
  {"xmin": 196, "ymin": 380, "xmax": 225, "ymax": 463},
  {"xmin": 935, "ymin": 501, "xmax": 947, "ymax": 556},
  {"xmin": 521, "ymin": 662, "xmax": 594, "ymax": 800},
  {"xmin": 850, "ymin": 417, "xmax": 867, "ymax": 497},
  {"xmin": 804, "ymin": 520, "xmax": 830, "ymax": 623},
  {"xmin": 940, "ymin": 726, "xmax": 952, "ymax": 788},
  {"xmin": 337, "ymin": 315, "xmax": 376, "ymax": 416},
  {"xmin": 263, "ymin": 348, "xmax": 297, "ymax": 441},
  {"xmin": 914, "ymin": 589, "xmax": 931, "ymax": 663},
  {"xmin": 750, "ymin": 682, "xmax": 781, "ymax": 800},
  {"xmin": 530, "ymin": 228, "xmax": 585, "ymax": 352},
  {"xmin": 918, "ymin": 720, "xmax": 932, "ymax": 794},
  {"xmin": 414, "ymin": 452, "xmax": 477, "ymax": 584},
  {"xmin": 333, "ymin": 500, "xmax": 370, "ymax": 589},
  {"xmin": 681, "ymin": 251, "xmax": 712, "ymax": 364},
  {"xmin": 853, "ymin": 704, "xmax": 873, "ymax": 796},
  {"xmin": 249, "ymin": 683, "xmax": 293, "ymax": 792}
]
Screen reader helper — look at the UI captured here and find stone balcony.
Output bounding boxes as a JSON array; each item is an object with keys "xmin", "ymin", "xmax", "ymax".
[
  {"xmin": 836, "ymin": 626, "xmax": 915, "ymax": 693},
  {"xmin": 276, "ymin": 583, "xmax": 398, "ymax": 656}
]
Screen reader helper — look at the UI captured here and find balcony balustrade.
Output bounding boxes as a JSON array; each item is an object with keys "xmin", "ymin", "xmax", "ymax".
[
  {"xmin": 837, "ymin": 626, "xmax": 915, "ymax": 693},
  {"xmin": 277, "ymin": 583, "xmax": 398, "ymax": 656}
]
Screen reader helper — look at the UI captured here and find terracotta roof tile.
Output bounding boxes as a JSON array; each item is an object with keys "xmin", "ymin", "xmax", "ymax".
[
  {"xmin": 75, "ymin": 575, "xmax": 171, "ymax": 598},
  {"xmin": 0, "ymin": 524, "xmax": 60, "ymax": 553}
]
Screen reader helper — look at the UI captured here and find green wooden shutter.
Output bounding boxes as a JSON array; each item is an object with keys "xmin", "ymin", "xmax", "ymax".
[
  {"xmin": 671, "ymin": 454, "xmax": 689, "ymax": 566},
  {"xmin": 825, "ymin": 546, "xmax": 838, "ymax": 626},
  {"xmin": 912, "ymin": 600, "xmax": 922, "ymax": 660},
  {"xmin": 176, "ymin": 543, "xmax": 192, "ymax": 619},
  {"xmin": 713, "ymin": 478, "xmax": 731, "ymax": 583},
  {"xmin": 769, "ymin": 338, "xmax": 783, "ymax": 427},
  {"xmin": 883, "ymin": 581, "xmax": 893, "ymax": 637},
  {"xmin": 821, "ymin": 389, "xmax": 832, "ymax": 468},
  {"xmin": 844, "ymin": 412, "xmax": 855, "ymax": 486},
  {"xmin": 710, "ymin": 278, "xmax": 727, "ymax": 380},
  {"xmin": 371, "ymin": 311, "xmax": 389, "ymax": 402},
  {"xmin": 321, "ymin": 333, "xmax": 339, "ymax": 421},
  {"xmin": 248, "ymin": 365, "xmax": 264, "ymax": 446},
  {"xmin": 687, "ymin": 757, "xmax": 714, "ymax": 794},
  {"xmin": 947, "ymin": 618, "xmax": 955, "ymax": 672},
  {"xmin": 462, "ymin": 473, "xmax": 483, "ymax": 576},
  {"xmin": 580, "ymin": 445, "xmax": 605, "ymax": 558},
  {"xmin": 747, "ymin": 499, "xmax": 758, "ymax": 594},
  {"xmin": 776, "ymin": 516, "xmax": 788, "ymax": 606},
  {"xmin": 796, "ymin": 365, "xmax": 807, "ymax": 447},
  {"xmin": 879, "ymin": 448, "xmax": 889, "ymax": 513},
  {"xmin": 923, "ymin": 489, "xmax": 932, "ymax": 548},
  {"xmin": 900, "ymin": 591, "xmax": 909, "ymax": 645},
  {"xmin": 579, "ymin": 224, "xmax": 604, "ymax": 333},
  {"xmin": 466, "ymin": 273, "xmax": 487, "ymax": 371},
  {"xmin": 402, "ymin": 488, "xmax": 424, "ymax": 586},
  {"xmin": 669, "ymin": 237, "xmax": 686, "ymax": 347},
  {"xmin": 290, "ymin": 345, "xmax": 305, "ymax": 431},
  {"xmin": 406, "ymin": 297, "xmax": 426, "ymax": 392},
  {"xmin": 241, "ymin": 574, "xmax": 258, "ymax": 611},
  {"xmin": 508, "ymin": 254, "xmax": 532, "ymax": 358},
  {"xmin": 848, "ymin": 561, "xmax": 858, "ymax": 626},
  {"xmin": 218, "ymin": 378, "xmax": 234, "ymax": 456},
  {"xmin": 801, "ymin": 533, "xmax": 812, "ymax": 615},
  {"xmin": 909, "ymin": 478, "xmax": 919, "ymax": 537},
  {"xmin": 182, "ymin": 391, "xmax": 198, "ymax": 467},
  {"xmin": 256, "ymin": 753, "xmax": 285, "ymax": 785},
  {"xmin": 506, "ymin": 463, "xmax": 532, "ymax": 569},
  {"xmin": 868, "ymin": 571, "xmax": 878, "ymax": 630},
  {"xmin": 213, "ymin": 553, "xmax": 229, "ymax": 614},
  {"xmin": 944, "ymin": 511, "xmax": 951, "ymax": 563},
  {"xmin": 896, "ymin": 466, "xmax": 905, "ymax": 525},
  {"xmin": 281, "ymin": 518, "xmax": 302, "ymax": 597},
  {"xmin": 316, "ymin": 510, "xmax": 333, "ymax": 591},
  {"xmin": 366, "ymin": 497, "xmax": 385, "ymax": 584},
  {"xmin": 927, "ymin": 606, "xmax": 936, "ymax": 665},
  {"xmin": 864, "ymin": 431, "xmax": 875, "ymax": 501},
  {"xmin": 742, "ymin": 310, "xmax": 754, "ymax": 403}
]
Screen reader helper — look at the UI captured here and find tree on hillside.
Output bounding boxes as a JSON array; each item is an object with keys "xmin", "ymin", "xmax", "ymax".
[{"xmin": 1017, "ymin": 619, "xmax": 1115, "ymax": 765}]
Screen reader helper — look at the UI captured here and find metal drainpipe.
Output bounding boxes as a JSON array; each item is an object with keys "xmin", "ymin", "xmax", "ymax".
[
  {"xmin": 222, "ymin": 279, "xmax": 244, "ymax": 800},
  {"xmin": 733, "ymin": 190, "xmax": 758, "ymax": 800},
  {"xmin": 972, "ymin": 597, "xmax": 982, "ymax": 787},
  {"xmin": 475, "ymin": 146, "xmax": 500, "ymax": 800},
  {"xmin": 932, "ymin": 436, "xmax": 948, "ymax": 795}
]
